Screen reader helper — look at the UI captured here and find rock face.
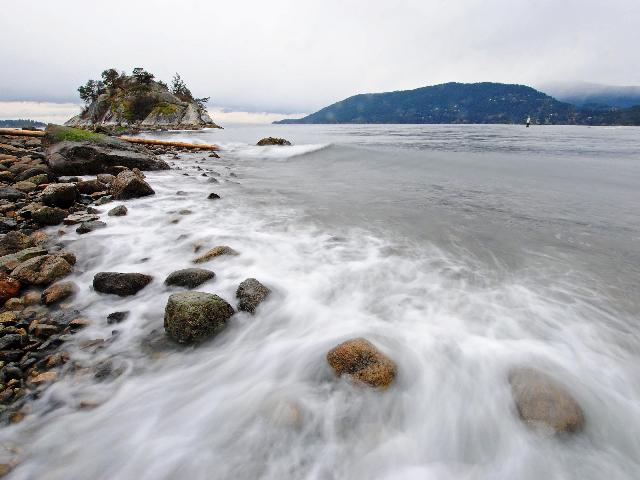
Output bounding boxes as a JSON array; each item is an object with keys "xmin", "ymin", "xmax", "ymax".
[
  {"xmin": 93, "ymin": 272, "xmax": 152, "ymax": 296},
  {"xmin": 11, "ymin": 254, "xmax": 74, "ymax": 286},
  {"xmin": 257, "ymin": 137, "xmax": 292, "ymax": 146},
  {"xmin": 109, "ymin": 170, "xmax": 155, "ymax": 200},
  {"xmin": 236, "ymin": 278, "xmax": 270, "ymax": 313},
  {"xmin": 326, "ymin": 338, "xmax": 397, "ymax": 388},
  {"xmin": 41, "ymin": 183, "xmax": 78, "ymax": 208},
  {"xmin": 508, "ymin": 367, "xmax": 585, "ymax": 434},
  {"xmin": 164, "ymin": 268, "xmax": 215, "ymax": 289},
  {"xmin": 193, "ymin": 246, "xmax": 239, "ymax": 264},
  {"xmin": 164, "ymin": 291, "xmax": 234, "ymax": 344}
]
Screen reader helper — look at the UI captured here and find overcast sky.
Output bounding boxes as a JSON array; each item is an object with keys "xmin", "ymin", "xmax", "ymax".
[{"xmin": 1, "ymin": 0, "xmax": 638, "ymax": 121}]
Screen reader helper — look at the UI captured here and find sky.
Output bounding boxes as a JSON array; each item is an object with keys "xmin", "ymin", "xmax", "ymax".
[{"xmin": 1, "ymin": 0, "xmax": 639, "ymax": 123}]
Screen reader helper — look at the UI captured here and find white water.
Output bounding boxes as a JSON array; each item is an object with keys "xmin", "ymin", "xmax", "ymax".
[{"xmin": 2, "ymin": 125, "xmax": 640, "ymax": 479}]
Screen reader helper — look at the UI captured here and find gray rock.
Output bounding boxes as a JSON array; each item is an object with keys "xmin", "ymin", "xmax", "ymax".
[
  {"xmin": 93, "ymin": 272, "xmax": 153, "ymax": 296},
  {"xmin": 107, "ymin": 311, "xmax": 129, "ymax": 324},
  {"xmin": 164, "ymin": 291, "xmax": 234, "ymax": 344},
  {"xmin": 164, "ymin": 268, "xmax": 215, "ymax": 289},
  {"xmin": 0, "ymin": 188, "xmax": 26, "ymax": 202},
  {"xmin": 107, "ymin": 205, "xmax": 128, "ymax": 216},
  {"xmin": 76, "ymin": 220, "xmax": 107, "ymax": 234},
  {"xmin": 236, "ymin": 278, "xmax": 271, "ymax": 313},
  {"xmin": 41, "ymin": 183, "xmax": 78, "ymax": 208},
  {"xmin": 109, "ymin": 170, "xmax": 155, "ymax": 200},
  {"xmin": 95, "ymin": 195, "xmax": 113, "ymax": 205}
]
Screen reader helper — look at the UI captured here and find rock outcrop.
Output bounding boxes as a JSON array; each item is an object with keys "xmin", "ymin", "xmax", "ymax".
[{"xmin": 326, "ymin": 338, "xmax": 397, "ymax": 388}]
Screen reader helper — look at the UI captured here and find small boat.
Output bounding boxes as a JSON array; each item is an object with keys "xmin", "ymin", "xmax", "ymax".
[{"xmin": 526, "ymin": 116, "xmax": 531, "ymax": 128}]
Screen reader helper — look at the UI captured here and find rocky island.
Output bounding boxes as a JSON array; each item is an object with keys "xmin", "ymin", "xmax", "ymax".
[{"xmin": 66, "ymin": 68, "xmax": 220, "ymax": 132}]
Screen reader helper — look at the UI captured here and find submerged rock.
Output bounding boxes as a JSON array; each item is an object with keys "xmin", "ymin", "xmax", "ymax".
[
  {"xmin": 164, "ymin": 291, "xmax": 234, "ymax": 344},
  {"xmin": 41, "ymin": 183, "xmax": 78, "ymax": 208},
  {"xmin": 257, "ymin": 137, "xmax": 292, "ymax": 146},
  {"xmin": 326, "ymin": 338, "xmax": 397, "ymax": 388},
  {"xmin": 93, "ymin": 272, "xmax": 153, "ymax": 296},
  {"xmin": 236, "ymin": 278, "xmax": 270, "ymax": 313},
  {"xmin": 107, "ymin": 205, "xmax": 128, "ymax": 216},
  {"xmin": 164, "ymin": 268, "xmax": 215, "ymax": 289},
  {"xmin": 509, "ymin": 367, "xmax": 585, "ymax": 434},
  {"xmin": 109, "ymin": 170, "xmax": 155, "ymax": 200},
  {"xmin": 192, "ymin": 245, "xmax": 239, "ymax": 263}
]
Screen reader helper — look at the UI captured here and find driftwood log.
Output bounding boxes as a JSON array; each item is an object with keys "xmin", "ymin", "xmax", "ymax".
[{"xmin": 0, "ymin": 128, "xmax": 221, "ymax": 151}]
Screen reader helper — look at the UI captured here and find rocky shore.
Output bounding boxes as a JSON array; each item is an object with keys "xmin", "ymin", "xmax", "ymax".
[{"xmin": 0, "ymin": 125, "xmax": 587, "ymax": 475}]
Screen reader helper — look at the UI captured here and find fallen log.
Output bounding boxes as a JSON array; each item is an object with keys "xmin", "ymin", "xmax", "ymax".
[
  {"xmin": 0, "ymin": 128, "xmax": 46, "ymax": 137},
  {"xmin": 118, "ymin": 136, "xmax": 221, "ymax": 151}
]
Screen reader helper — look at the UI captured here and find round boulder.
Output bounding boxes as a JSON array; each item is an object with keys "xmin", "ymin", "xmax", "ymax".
[
  {"xmin": 164, "ymin": 291, "xmax": 234, "ymax": 344},
  {"xmin": 93, "ymin": 272, "xmax": 153, "ymax": 296},
  {"xmin": 164, "ymin": 268, "xmax": 215, "ymax": 289},
  {"xmin": 41, "ymin": 183, "xmax": 78, "ymax": 208},
  {"xmin": 257, "ymin": 137, "xmax": 292, "ymax": 146},
  {"xmin": 236, "ymin": 278, "xmax": 270, "ymax": 313},
  {"xmin": 509, "ymin": 367, "xmax": 585, "ymax": 434},
  {"xmin": 326, "ymin": 338, "xmax": 397, "ymax": 388}
]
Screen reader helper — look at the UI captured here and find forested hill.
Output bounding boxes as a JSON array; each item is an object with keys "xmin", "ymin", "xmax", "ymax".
[{"xmin": 275, "ymin": 82, "xmax": 639, "ymax": 125}]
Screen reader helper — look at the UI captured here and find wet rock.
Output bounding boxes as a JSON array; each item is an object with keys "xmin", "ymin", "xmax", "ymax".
[
  {"xmin": 107, "ymin": 311, "xmax": 129, "ymax": 324},
  {"xmin": 0, "ymin": 218, "xmax": 17, "ymax": 234},
  {"xmin": 76, "ymin": 179, "xmax": 107, "ymax": 195},
  {"xmin": 42, "ymin": 281, "xmax": 77, "ymax": 305},
  {"xmin": 164, "ymin": 268, "xmax": 215, "ymax": 289},
  {"xmin": 11, "ymin": 254, "xmax": 74, "ymax": 286},
  {"xmin": 109, "ymin": 170, "xmax": 155, "ymax": 200},
  {"xmin": 13, "ymin": 181, "xmax": 36, "ymax": 193},
  {"xmin": 192, "ymin": 245, "xmax": 239, "ymax": 263},
  {"xmin": 93, "ymin": 272, "xmax": 153, "ymax": 296},
  {"xmin": 107, "ymin": 205, "xmax": 127, "ymax": 216},
  {"xmin": 0, "ymin": 273, "xmax": 21, "ymax": 303},
  {"xmin": 326, "ymin": 338, "xmax": 397, "ymax": 388},
  {"xmin": 76, "ymin": 220, "xmax": 107, "ymax": 234},
  {"xmin": 30, "ymin": 371, "xmax": 57, "ymax": 384},
  {"xmin": 16, "ymin": 166, "xmax": 48, "ymax": 181},
  {"xmin": 0, "ymin": 247, "xmax": 49, "ymax": 272},
  {"xmin": 0, "ymin": 334, "xmax": 25, "ymax": 350},
  {"xmin": 63, "ymin": 212, "xmax": 99, "ymax": 225},
  {"xmin": 207, "ymin": 192, "xmax": 220, "ymax": 200},
  {"xmin": 164, "ymin": 291, "xmax": 234, "ymax": 344},
  {"xmin": 97, "ymin": 173, "xmax": 115, "ymax": 184},
  {"xmin": 0, "ymin": 231, "xmax": 34, "ymax": 256},
  {"xmin": 32, "ymin": 206, "xmax": 67, "ymax": 226},
  {"xmin": 26, "ymin": 173, "xmax": 49, "ymax": 185},
  {"xmin": 0, "ymin": 188, "xmax": 25, "ymax": 202},
  {"xmin": 41, "ymin": 183, "xmax": 78, "ymax": 208},
  {"xmin": 236, "ymin": 278, "xmax": 270, "ymax": 313},
  {"xmin": 509, "ymin": 367, "xmax": 585, "ymax": 434},
  {"xmin": 95, "ymin": 195, "xmax": 112, "ymax": 205},
  {"xmin": 257, "ymin": 137, "xmax": 292, "ymax": 146}
]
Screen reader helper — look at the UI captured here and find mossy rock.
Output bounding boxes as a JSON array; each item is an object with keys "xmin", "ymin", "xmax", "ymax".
[{"xmin": 164, "ymin": 291, "xmax": 234, "ymax": 344}]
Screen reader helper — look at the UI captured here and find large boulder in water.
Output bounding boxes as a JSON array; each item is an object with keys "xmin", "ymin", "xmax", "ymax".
[
  {"xmin": 236, "ymin": 278, "xmax": 270, "ymax": 313},
  {"xmin": 93, "ymin": 272, "xmax": 152, "ymax": 296},
  {"xmin": 326, "ymin": 338, "xmax": 397, "ymax": 388},
  {"xmin": 44, "ymin": 125, "xmax": 169, "ymax": 175},
  {"xmin": 257, "ymin": 137, "xmax": 292, "ymax": 146},
  {"xmin": 509, "ymin": 367, "xmax": 585, "ymax": 434},
  {"xmin": 164, "ymin": 291, "xmax": 234, "ymax": 344},
  {"xmin": 109, "ymin": 170, "xmax": 155, "ymax": 200}
]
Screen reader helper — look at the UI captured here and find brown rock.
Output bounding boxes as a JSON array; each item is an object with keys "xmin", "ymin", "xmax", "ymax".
[
  {"xmin": 192, "ymin": 245, "xmax": 239, "ymax": 264},
  {"xmin": 0, "ymin": 231, "xmax": 34, "ymax": 256},
  {"xmin": 0, "ymin": 273, "xmax": 20, "ymax": 303},
  {"xmin": 109, "ymin": 170, "xmax": 155, "ymax": 200},
  {"xmin": 30, "ymin": 371, "xmax": 57, "ymax": 384},
  {"xmin": 11, "ymin": 254, "xmax": 73, "ymax": 286},
  {"xmin": 42, "ymin": 281, "xmax": 77, "ymax": 305},
  {"xmin": 326, "ymin": 338, "xmax": 397, "ymax": 388}
]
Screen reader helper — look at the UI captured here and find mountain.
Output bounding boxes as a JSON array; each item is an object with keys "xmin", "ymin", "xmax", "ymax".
[
  {"xmin": 540, "ymin": 82, "xmax": 640, "ymax": 108},
  {"xmin": 275, "ymin": 82, "xmax": 577, "ymax": 125},
  {"xmin": 0, "ymin": 119, "xmax": 46, "ymax": 129},
  {"xmin": 66, "ymin": 68, "xmax": 220, "ymax": 131}
]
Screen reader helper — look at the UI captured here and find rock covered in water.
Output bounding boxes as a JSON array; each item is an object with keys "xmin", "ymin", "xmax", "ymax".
[
  {"xmin": 10, "ymin": 253, "xmax": 74, "ymax": 286},
  {"xmin": 107, "ymin": 205, "xmax": 128, "ymax": 216},
  {"xmin": 326, "ymin": 338, "xmax": 397, "ymax": 388},
  {"xmin": 236, "ymin": 278, "xmax": 270, "ymax": 313},
  {"xmin": 509, "ymin": 367, "xmax": 585, "ymax": 434},
  {"xmin": 42, "ymin": 281, "xmax": 78, "ymax": 305},
  {"xmin": 164, "ymin": 268, "xmax": 215, "ymax": 289},
  {"xmin": 192, "ymin": 245, "xmax": 239, "ymax": 263},
  {"xmin": 257, "ymin": 137, "xmax": 292, "ymax": 146},
  {"xmin": 164, "ymin": 291, "xmax": 235, "ymax": 344},
  {"xmin": 93, "ymin": 272, "xmax": 153, "ymax": 296},
  {"xmin": 109, "ymin": 170, "xmax": 155, "ymax": 200},
  {"xmin": 41, "ymin": 183, "xmax": 78, "ymax": 208}
]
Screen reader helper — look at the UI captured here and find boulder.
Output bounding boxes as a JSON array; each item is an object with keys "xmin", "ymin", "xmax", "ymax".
[
  {"xmin": 0, "ymin": 272, "xmax": 21, "ymax": 303},
  {"xmin": 109, "ymin": 170, "xmax": 155, "ymax": 200},
  {"xmin": 11, "ymin": 254, "xmax": 74, "ymax": 286},
  {"xmin": 257, "ymin": 137, "xmax": 292, "ymax": 146},
  {"xmin": 32, "ymin": 206, "xmax": 68, "ymax": 226},
  {"xmin": 192, "ymin": 245, "xmax": 239, "ymax": 264},
  {"xmin": 107, "ymin": 205, "xmax": 128, "ymax": 216},
  {"xmin": 326, "ymin": 338, "xmax": 397, "ymax": 388},
  {"xmin": 164, "ymin": 291, "xmax": 234, "ymax": 344},
  {"xmin": 41, "ymin": 183, "xmax": 78, "ymax": 208},
  {"xmin": 236, "ymin": 278, "xmax": 270, "ymax": 313},
  {"xmin": 93, "ymin": 272, "xmax": 152, "ymax": 296},
  {"xmin": 0, "ymin": 231, "xmax": 34, "ymax": 256},
  {"xmin": 164, "ymin": 268, "xmax": 215, "ymax": 289},
  {"xmin": 509, "ymin": 367, "xmax": 585, "ymax": 434},
  {"xmin": 42, "ymin": 281, "xmax": 78, "ymax": 305},
  {"xmin": 76, "ymin": 220, "xmax": 107, "ymax": 234},
  {"xmin": 0, "ymin": 187, "xmax": 25, "ymax": 202}
]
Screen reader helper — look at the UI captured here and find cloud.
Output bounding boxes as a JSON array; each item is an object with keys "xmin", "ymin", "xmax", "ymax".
[{"xmin": 1, "ymin": 0, "xmax": 638, "ymax": 113}]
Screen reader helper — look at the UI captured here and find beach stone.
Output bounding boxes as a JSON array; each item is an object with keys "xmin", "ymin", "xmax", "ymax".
[
  {"xmin": 193, "ymin": 245, "xmax": 239, "ymax": 263},
  {"xmin": 257, "ymin": 137, "xmax": 292, "ymax": 146},
  {"xmin": 236, "ymin": 278, "xmax": 270, "ymax": 313},
  {"xmin": 41, "ymin": 183, "xmax": 78, "ymax": 208},
  {"xmin": 93, "ymin": 272, "xmax": 152, "ymax": 296},
  {"xmin": 164, "ymin": 291, "xmax": 234, "ymax": 344},
  {"xmin": 26, "ymin": 173, "xmax": 49, "ymax": 185},
  {"xmin": 32, "ymin": 206, "xmax": 67, "ymax": 226},
  {"xmin": 109, "ymin": 170, "xmax": 155, "ymax": 200},
  {"xmin": 0, "ymin": 247, "xmax": 49, "ymax": 272},
  {"xmin": 76, "ymin": 220, "xmax": 107, "ymax": 234},
  {"xmin": 107, "ymin": 311, "xmax": 129, "ymax": 324},
  {"xmin": 0, "ymin": 273, "xmax": 21, "ymax": 303},
  {"xmin": 164, "ymin": 268, "xmax": 215, "ymax": 289},
  {"xmin": 11, "ymin": 254, "xmax": 74, "ymax": 286},
  {"xmin": 207, "ymin": 192, "xmax": 220, "ymax": 200},
  {"xmin": 326, "ymin": 338, "xmax": 397, "ymax": 388},
  {"xmin": 97, "ymin": 173, "xmax": 116, "ymax": 184},
  {"xmin": 509, "ymin": 367, "xmax": 585, "ymax": 434},
  {"xmin": 13, "ymin": 181, "xmax": 37, "ymax": 193},
  {"xmin": 0, "ymin": 188, "xmax": 26, "ymax": 202},
  {"xmin": 42, "ymin": 281, "xmax": 77, "ymax": 305},
  {"xmin": 0, "ymin": 231, "xmax": 34, "ymax": 256},
  {"xmin": 16, "ymin": 166, "xmax": 48, "ymax": 181},
  {"xmin": 63, "ymin": 213, "xmax": 99, "ymax": 225},
  {"xmin": 76, "ymin": 179, "xmax": 107, "ymax": 195},
  {"xmin": 95, "ymin": 195, "xmax": 112, "ymax": 205},
  {"xmin": 107, "ymin": 205, "xmax": 128, "ymax": 216}
]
